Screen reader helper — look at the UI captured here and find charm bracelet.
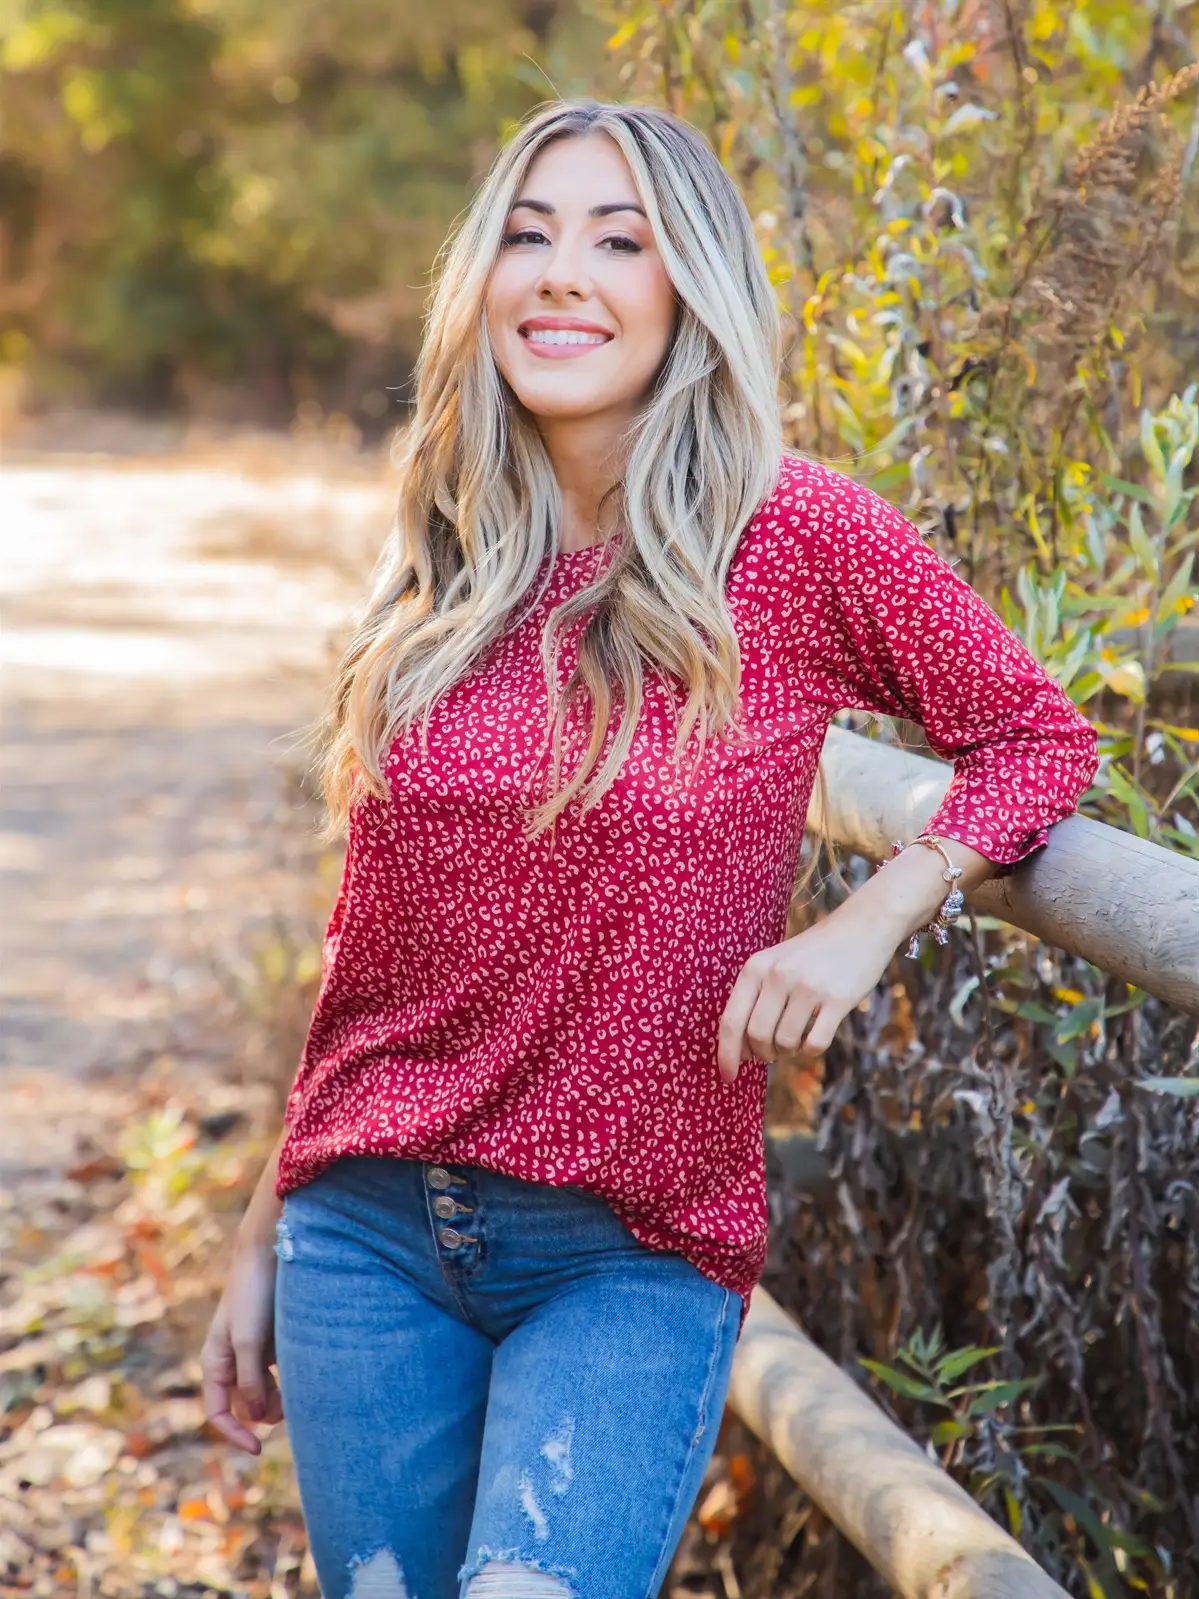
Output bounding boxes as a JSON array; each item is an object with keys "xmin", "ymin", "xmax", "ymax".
[{"xmin": 874, "ymin": 834, "xmax": 966, "ymax": 959}]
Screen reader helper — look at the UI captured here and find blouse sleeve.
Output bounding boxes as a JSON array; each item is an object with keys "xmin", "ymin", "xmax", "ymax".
[{"xmin": 792, "ymin": 465, "xmax": 1100, "ymax": 877}]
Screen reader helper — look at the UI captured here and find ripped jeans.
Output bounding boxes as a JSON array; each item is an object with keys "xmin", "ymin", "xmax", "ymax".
[{"xmin": 273, "ymin": 1155, "xmax": 741, "ymax": 1599}]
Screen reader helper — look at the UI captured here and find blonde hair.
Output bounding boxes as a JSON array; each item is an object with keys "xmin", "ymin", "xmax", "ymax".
[{"xmin": 307, "ymin": 97, "xmax": 836, "ymax": 902}]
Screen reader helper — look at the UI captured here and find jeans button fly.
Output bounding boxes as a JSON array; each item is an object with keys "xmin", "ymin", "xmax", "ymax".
[
  {"xmin": 432, "ymin": 1195, "xmax": 458, "ymax": 1219},
  {"xmin": 428, "ymin": 1166, "xmax": 453, "ymax": 1190},
  {"xmin": 439, "ymin": 1227, "xmax": 463, "ymax": 1249}
]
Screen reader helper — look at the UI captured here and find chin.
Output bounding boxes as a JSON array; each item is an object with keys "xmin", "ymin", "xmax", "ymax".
[{"xmin": 515, "ymin": 387, "xmax": 628, "ymax": 421}]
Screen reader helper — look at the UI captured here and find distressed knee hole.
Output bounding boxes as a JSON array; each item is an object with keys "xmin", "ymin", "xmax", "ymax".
[
  {"xmin": 348, "ymin": 1547, "xmax": 408, "ymax": 1598},
  {"xmin": 464, "ymin": 1560, "xmax": 573, "ymax": 1598},
  {"xmin": 540, "ymin": 1416, "xmax": 574, "ymax": 1496}
]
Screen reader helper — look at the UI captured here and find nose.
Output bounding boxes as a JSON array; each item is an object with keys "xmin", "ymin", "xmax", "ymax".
[{"xmin": 534, "ymin": 233, "xmax": 593, "ymax": 302}]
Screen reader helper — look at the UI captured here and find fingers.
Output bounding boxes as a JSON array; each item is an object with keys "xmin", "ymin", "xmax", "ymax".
[
  {"xmin": 234, "ymin": 1364, "xmax": 284, "ymax": 1435},
  {"xmin": 716, "ymin": 961, "xmax": 764, "ymax": 1084},
  {"xmin": 201, "ymin": 1334, "xmax": 263, "ymax": 1455},
  {"xmin": 767, "ymin": 994, "xmax": 841, "ymax": 1080},
  {"xmin": 208, "ymin": 1407, "xmax": 264, "ymax": 1455},
  {"xmin": 792, "ymin": 1003, "xmax": 838, "ymax": 1057},
  {"xmin": 742, "ymin": 991, "xmax": 798, "ymax": 1076},
  {"xmin": 261, "ymin": 1367, "xmax": 285, "ymax": 1426},
  {"xmin": 233, "ymin": 1336, "xmax": 270, "ymax": 1422},
  {"xmin": 718, "ymin": 957, "xmax": 831, "ymax": 1084},
  {"xmin": 201, "ymin": 1307, "xmax": 284, "ymax": 1455}
]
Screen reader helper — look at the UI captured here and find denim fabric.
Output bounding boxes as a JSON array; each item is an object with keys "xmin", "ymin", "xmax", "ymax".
[{"xmin": 273, "ymin": 1154, "xmax": 741, "ymax": 1599}]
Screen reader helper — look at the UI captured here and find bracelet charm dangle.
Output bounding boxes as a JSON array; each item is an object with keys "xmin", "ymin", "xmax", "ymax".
[{"xmin": 873, "ymin": 833, "xmax": 965, "ymax": 958}]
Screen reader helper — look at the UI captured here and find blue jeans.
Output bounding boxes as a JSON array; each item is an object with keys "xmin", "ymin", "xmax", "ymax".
[{"xmin": 273, "ymin": 1155, "xmax": 741, "ymax": 1599}]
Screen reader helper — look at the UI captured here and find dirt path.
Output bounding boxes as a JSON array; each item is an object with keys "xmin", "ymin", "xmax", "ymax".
[{"xmin": 1, "ymin": 450, "xmax": 393, "ymax": 1177}]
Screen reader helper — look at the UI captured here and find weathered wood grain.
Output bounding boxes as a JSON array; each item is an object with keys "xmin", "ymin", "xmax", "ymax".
[{"xmin": 730, "ymin": 1288, "xmax": 1071, "ymax": 1599}]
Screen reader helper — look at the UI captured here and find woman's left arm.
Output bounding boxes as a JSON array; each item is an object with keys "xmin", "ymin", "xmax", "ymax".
[{"xmin": 717, "ymin": 471, "xmax": 1100, "ymax": 1083}]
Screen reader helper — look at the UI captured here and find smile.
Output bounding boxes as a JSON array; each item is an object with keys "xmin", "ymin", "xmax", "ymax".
[
  {"xmin": 524, "ymin": 328, "xmax": 608, "ymax": 345},
  {"xmin": 517, "ymin": 322, "xmax": 614, "ymax": 358}
]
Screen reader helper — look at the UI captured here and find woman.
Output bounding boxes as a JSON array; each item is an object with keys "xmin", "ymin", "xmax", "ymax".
[{"xmin": 201, "ymin": 99, "xmax": 1099, "ymax": 1599}]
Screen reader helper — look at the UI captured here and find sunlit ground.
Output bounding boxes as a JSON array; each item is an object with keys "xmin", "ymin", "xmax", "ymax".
[{"xmin": 1, "ymin": 446, "xmax": 392, "ymax": 1105}]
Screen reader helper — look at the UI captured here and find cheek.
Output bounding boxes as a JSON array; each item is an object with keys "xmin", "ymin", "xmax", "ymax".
[
  {"xmin": 484, "ymin": 260, "xmax": 524, "ymax": 335},
  {"xmin": 618, "ymin": 266, "xmax": 675, "ymax": 356},
  {"xmin": 482, "ymin": 265, "xmax": 517, "ymax": 327},
  {"xmin": 484, "ymin": 275, "xmax": 522, "ymax": 379}
]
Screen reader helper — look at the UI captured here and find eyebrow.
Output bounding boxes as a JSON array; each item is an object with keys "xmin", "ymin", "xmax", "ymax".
[{"xmin": 510, "ymin": 198, "xmax": 648, "ymax": 220}]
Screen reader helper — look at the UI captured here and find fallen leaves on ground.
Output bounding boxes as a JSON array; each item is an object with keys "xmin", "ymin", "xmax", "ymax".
[{"xmin": 0, "ymin": 1066, "xmax": 314, "ymax": 1598}]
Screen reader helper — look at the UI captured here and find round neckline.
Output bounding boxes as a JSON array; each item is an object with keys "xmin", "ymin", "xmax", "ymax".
[
  {"xmin": 556, "ymin": 540, "xmax": 609, "ymax": 560},
  {"xmin": 539, "ymin": 534, "xmax": 622, "ymax": 596},
  {"xmin": 543, "ymin": 538, "xmax": 618, "ymax": 586}
]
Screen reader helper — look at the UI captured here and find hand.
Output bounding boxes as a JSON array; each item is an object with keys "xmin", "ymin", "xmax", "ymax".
[
  {"xmin": 200, "ymin": 1243, "xmax": 284, "ymax": 1454},
  {"xmin": 716, "ymin": 910, "xmax": 894, "ymax": 1084}
]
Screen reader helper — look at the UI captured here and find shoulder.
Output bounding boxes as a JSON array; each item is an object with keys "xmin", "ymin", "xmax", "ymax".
[{"xmin": 748, "ymin": 452, "xmax": 924, "ymax": 571}]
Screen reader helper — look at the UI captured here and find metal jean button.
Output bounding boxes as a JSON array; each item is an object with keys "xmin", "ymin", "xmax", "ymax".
[
  {"xmin": 427, "ymin": 1166, "xmax": 454, "ymax": 1190},
  {"xmin": 439, "ymin": 1227, "xmax": 464, "ymax": 1249},
  {"xmin": 432, "ymin": 1195, "xmax": 459, "ymax": 1219}
]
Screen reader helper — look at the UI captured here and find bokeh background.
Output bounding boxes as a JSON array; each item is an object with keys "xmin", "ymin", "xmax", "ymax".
[
  {"xmin": 0, "ymin": 1, "xmax": 610, "ymax": 435},
  {"xmin": 2, "ymin": 3, "xmax": 1199, "ymax": 1596}
]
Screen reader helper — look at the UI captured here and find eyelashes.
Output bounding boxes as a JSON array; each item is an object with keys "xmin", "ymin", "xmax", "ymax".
[{"xmin": 500, "ymin": 229, "xmax": 643, "ymax": 254}]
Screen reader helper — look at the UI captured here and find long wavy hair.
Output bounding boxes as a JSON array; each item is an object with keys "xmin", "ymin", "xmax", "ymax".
[{"xmin": 306, "ymin": 96, "xmax": 836, "ymax": 898}]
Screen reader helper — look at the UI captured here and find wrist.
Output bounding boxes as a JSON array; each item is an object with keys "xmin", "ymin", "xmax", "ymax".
[
  {"xmin": 233, "ymin": 1230, "xmax": 279, "ymax": 1259},
  {"xmin": 834, "ymin": 850, "xmax": 945, "ymax": 938},
  {"xmin": 834, "ymin": 835, "xmax": 973, "ymax": 950},
  {"xmin": 234, "ymin": 1193, "xmax": 284, "ymax": 1255},
  {"xmin": 876, "ymin": 836, "xmax": 970, "ymax": 956}
]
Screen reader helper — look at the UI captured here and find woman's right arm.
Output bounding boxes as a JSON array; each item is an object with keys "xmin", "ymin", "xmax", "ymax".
[{"xmin": 200, "ymin": 1126, "xmax": 288, "ymax": 1453}]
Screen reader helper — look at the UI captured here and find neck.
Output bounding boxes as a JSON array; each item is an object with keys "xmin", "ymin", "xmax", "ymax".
[{"xmin": 536, "ymin": 410, "xmax": 630, "ymax": 552}]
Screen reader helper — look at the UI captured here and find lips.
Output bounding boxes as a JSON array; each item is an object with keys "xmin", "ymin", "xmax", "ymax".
[
  {"xmin": 516, "ymin": 315, "xmax": 614, "ymax": 355},
  {"xmin": 517, "ymin": 317, "xmax": 614, "ymax": 340}
]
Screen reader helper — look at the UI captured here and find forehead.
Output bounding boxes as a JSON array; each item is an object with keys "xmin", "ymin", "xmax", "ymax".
[{"xmin": 517, "ymin": 132, "xmax": 640, "ymax": 202}]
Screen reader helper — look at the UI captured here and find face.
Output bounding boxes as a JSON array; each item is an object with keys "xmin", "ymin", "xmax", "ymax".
[{"xmin": 484, "ymin": 133, "xmax": 677, "ymax": 430}]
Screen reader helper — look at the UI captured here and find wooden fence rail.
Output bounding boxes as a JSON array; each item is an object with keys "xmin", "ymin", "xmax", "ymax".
[
  {"xmin": 726, "ymin": 728, "xmax": 1197, "ymax": 1595},
  {"xmin": 729, "ymin": 1290, "xmax": 1070, "ymax": 1599},
  {"xmin": 810, "ymin": 726, "xmax": 1199, "ymax": 1013}
]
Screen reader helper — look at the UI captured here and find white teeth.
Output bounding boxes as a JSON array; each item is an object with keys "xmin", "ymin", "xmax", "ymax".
[{"xmin": 524, "ymin": 328, "xmax": 608, "ymax": 346}]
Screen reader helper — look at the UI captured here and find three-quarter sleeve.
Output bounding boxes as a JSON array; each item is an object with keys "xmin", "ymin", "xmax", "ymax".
[{"xmin": 792, "ymin": 464, "xmax": 1099, "ymax": 876}]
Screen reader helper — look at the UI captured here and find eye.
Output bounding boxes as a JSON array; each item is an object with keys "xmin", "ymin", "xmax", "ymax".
[
  {"xmin": 601, "ymin": 234, "xmax": 642, "ymax": 254},
  {"xmin": 501, "ymin": 228, "xmax": 548, "ymax": 247}
]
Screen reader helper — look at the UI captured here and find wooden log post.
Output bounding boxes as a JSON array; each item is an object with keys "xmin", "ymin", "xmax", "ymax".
[
  {"xmin": 730, "ymin": 1289, "xmax": 1070, "ymax": 1599},
  {"xmin": 810, "ymin": 726, "xmax": 1199, "ymax": 1013}
]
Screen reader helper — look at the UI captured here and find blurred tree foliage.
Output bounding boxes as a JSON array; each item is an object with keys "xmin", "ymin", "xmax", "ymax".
[
  {"xmin": 0, "ymin": 0, "xmax": 605, "ymax": 424},
  {"xmin": 597, "ymin": 1, "xmax": 1199, "ymax": 739}
]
